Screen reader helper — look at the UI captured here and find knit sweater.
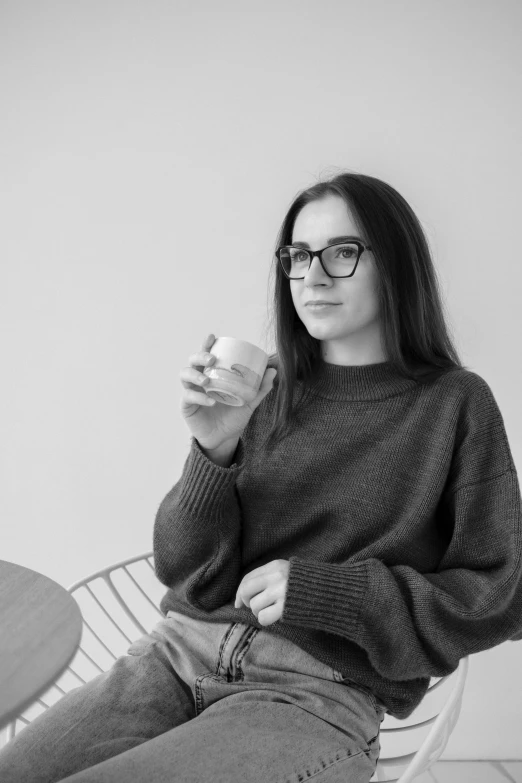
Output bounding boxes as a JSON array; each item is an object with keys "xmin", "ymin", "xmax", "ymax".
[{"xmin": 153, "ymin": 359, "xmax": 522, "ymax": 719}]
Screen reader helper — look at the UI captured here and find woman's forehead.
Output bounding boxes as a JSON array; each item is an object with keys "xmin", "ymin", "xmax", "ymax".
[{"xmin": 292, "ymin": 198, "xmax": 360, "ymax": 244}]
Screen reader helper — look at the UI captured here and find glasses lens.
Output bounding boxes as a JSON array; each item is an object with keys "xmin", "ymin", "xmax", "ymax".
[{"xmin": 280, "ymin": 243, "xmax": 359, "ymax": 278}]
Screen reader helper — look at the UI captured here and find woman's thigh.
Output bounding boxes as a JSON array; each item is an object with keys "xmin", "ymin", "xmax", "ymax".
[
  {"xmin": 59, "ymin": 614, "xmax": 384, "ymax": 782},
  {"xmin": 60, "ymin": 692, "xmax": 380, "ymax": 783},
  {"xmin": 0, "ymin": 632, "xmax": 195, "ymax": 783}
]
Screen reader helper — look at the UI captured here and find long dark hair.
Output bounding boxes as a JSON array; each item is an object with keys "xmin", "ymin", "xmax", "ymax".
[{"xmin": 259, "ymin": 170, "xmax": 470, "ymax": 451}]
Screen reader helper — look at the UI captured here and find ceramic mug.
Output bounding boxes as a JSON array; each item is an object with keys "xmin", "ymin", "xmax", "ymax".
[{"xmin": 202, "ymin": 337, "xmax": 269, "ymax": 406}]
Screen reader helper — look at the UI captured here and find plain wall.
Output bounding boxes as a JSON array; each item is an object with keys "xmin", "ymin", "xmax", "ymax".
[{"xmin": 1, "ymin": 0, "xmax": 521, "ymax": 760}]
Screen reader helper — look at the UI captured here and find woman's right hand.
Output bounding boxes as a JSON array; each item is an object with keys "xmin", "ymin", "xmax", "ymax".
[{"xmin": 180, "ymin": 333, "xmax": 277, "ymax": 452}]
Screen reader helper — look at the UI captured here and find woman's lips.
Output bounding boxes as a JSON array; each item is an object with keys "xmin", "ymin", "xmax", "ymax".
[{"xmin": 306, "ymin": 303, "xmax": 341, "ymax": 309}]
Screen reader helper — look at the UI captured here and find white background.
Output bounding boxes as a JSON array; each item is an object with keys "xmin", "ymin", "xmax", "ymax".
[{"xmin": 1, "ymin": 0, "xmax": 521, "ymax": 759}]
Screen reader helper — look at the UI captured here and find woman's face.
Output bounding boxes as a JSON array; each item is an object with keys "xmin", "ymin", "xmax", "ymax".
[{"xmin": 289, "ymin": 194, "xmax": 387, "ymax": 365}]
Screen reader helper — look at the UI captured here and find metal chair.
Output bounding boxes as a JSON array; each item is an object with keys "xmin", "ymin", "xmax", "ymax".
[{"xmin": 0, "ymin": 551, "xmax": 469, "ymax": 782}]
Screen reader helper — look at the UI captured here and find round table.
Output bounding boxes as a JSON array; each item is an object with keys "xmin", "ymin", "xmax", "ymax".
[{"xmin": 0, "ymin": 559, "xmax": 83, "ymax": 730}]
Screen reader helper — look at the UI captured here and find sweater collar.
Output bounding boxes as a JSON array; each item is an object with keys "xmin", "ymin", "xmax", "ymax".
[{"xmin": 305, "ymin": 357, "xmax": 420, "ymax": 402}]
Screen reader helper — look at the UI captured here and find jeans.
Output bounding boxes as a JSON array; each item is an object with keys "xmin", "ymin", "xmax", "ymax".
[{"xmin": 0, "ymin": 609, "xmax": 386, "ymax": 782}]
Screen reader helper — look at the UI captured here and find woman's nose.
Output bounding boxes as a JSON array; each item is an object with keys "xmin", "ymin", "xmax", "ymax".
[{"xmin": 304, "ymin": 254, "xmax": 330, "ymax": 282}]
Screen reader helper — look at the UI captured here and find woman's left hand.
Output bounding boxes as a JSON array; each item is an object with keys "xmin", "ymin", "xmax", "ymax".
[{"xmin": 234, "ymin": 559, "xmax": 290, "ymax": 626}]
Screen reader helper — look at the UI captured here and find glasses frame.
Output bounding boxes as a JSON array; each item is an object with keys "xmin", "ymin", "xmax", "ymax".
[{"xmin": 276, "ymin": 240, "xmax": 372, "ymax": 279}]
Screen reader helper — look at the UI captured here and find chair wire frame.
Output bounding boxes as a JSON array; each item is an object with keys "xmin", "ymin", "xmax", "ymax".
[
  {"xmin": 0, "ymin": 551, "xmax": 469, "ymax": 783},
  {"xmin": 371, "ymin": 656, "xmax": 469, "ymax": 782}
]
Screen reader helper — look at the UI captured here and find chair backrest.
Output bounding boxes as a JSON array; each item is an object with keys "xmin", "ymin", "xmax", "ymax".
[
  {"xmin": 370, "ymin": 655, "xmax": 468, "ymax": 782},
  {"xmin": 0, "ymin": 552, "xmax": 469, "ymax": 783}
]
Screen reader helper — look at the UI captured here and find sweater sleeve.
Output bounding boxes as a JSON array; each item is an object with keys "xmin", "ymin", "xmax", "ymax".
[
  {"xmin": 281, "ymin": 376, "xmax": 522, "ymax": 681},
  {"xmin": 153, "ymin": 436, "xmax": 245, "ymax": 611},
  {"xmin": 281, "ymin": 469, "xmax": 522, "ymax": 681}
]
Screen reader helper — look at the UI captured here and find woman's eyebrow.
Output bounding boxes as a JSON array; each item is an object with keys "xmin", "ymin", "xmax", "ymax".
[{"xmin": 291, "ymin": 235, "xmax": 363, "ymax": 248}]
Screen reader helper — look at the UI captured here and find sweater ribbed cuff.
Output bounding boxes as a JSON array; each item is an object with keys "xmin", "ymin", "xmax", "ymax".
[
  {"xmin": 178, "ymin": 436, "xmax": 245, "ymax": 518},
  {"xmin": 281, "ymin": 556, "xmax": 369, "ymax": 644}
]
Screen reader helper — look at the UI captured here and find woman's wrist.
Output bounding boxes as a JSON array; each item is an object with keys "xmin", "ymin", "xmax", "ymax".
[{"xmin": 198, "ymin": 437, "xmax": 240, "ymax": 468}]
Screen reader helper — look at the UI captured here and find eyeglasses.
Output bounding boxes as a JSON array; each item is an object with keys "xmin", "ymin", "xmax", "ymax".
[{"xmin": 276, "ymin": 240, "xmax": 372, "ymax": 279}]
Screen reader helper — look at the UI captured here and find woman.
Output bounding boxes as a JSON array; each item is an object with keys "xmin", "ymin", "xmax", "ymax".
[{"xmin": 1, "ymin": 171, "xmax": 521, "ymax": 782}]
